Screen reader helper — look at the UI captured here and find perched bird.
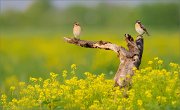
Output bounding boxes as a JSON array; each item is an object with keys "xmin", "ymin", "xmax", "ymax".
[
  {"xmin": 135, "ymin": 20, "xmax": 149, "ymax": 36},
  {"xmin": 73, "ymin": 22, "xmax": 81, "ymax": 38}
]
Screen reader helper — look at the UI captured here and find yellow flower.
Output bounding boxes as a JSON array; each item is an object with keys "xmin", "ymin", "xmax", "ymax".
[
  {"xmin": 71, "ymin": 64, "xmax": 77, "ymax": 70},
  {"xmin": 89, "ymin": 100, "xmax": 102, "ymax": 110},
  {"xmin": 145, "ymin": 90, "xmax": 152, "ymax": 98},
  {"xmin": 117, "ymin": 106, "xmax": 123, "ymax": 110},
  {"xmin": 19, "ymin": 82, "xmax": 25, "ymax": 87},
  {"xmin": 84, "ymin": 72, "xmax": 90, "ymax": 76},
  {"xmin": 12, "ymin": 98, "xmax": 18, "ymax": 103},
  {"xmin": 156, "ymin": 96, "xmax": 167, "ymax": 103},
  {"xmin": 39, "ymin": 92, "xmax": 45, "ymax": 100},
  {"xmin": 169, "ymin": 62, "xmax": 174, "ymax": 67},
  {"xmin": 1, "ymin": 62, "xmax": 180, "ymax": 109},
  {"xmin": 161, "ymin": 96, "xmax": 167, "ymax": 103},
  {"xmin": 148, "ymin": 61, "xmax": 153, "ymax": 65},
  {"xmin": 145, "ymin": 67, "xmax": 152, "ymax": 71},
  {"xmin": 27, "ymin": 85, "xmax": 35, "ymax": 91},
  {"xmin": 39, "ymin": 77, "xmax": 43, "ymax": 81},
  {"xmin": 156, "ymin": 96, "xmax": 161, "ymax": 102},
  {"xmin": 137, "ymin": 100, "xmax": 143, "ymax": 106},
  {"xmin": 93, "ymin": 100, "xmax": 99, "ymax": 104},
  {"xmin": 10, "ymin": 86, "xmax": 16, "ymax": 91},
  {"xmin": 154, "ymin": 57, "xmax": 159, "ymax": 60},
  {"xmin": 132, "ymin": 67, "xmax": 137, "ymax": 71},
  {"xmin": 172, "ymin": 101, "xmax": 176, "ymax": 106},
  {"xmin": 30, "ymin": 77, "xmax": 37, "ymax": 82},
  {"xmin": 1, "ymin": 94, "xmax": 7, "ymax": 106},
  {"xmin": 174, "ymin": 71, "xmax": 178, "ymax": 74},
  {"xmin": 62, "ymin": 70, "xmax": 67, "ymax": 78},
  {"xmin": 89, "ymin": 104, "xmax": 99, "ymax": 110},
  {"xmin": 1, "ymin": 94, "xmax": 7, "ymax": 101},
  {"xmin": 165, "ymin": 87, "xmax": 171, "ymax": 93},
  {"xmin": 50, "ymin": 72, "xmax": 58, "ymax": 79},
  {"xmin": 158, "ymin": 60, "xmax": 163, "ymax": 64},
  {"xmin": 169, "ymin": 62, "xmax": 179, "ymax": 68}
]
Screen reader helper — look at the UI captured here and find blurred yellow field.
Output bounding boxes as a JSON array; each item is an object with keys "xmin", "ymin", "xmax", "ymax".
[{"xmin": 0, "ymin": 32, "xmax": 179, "ymax": 83}]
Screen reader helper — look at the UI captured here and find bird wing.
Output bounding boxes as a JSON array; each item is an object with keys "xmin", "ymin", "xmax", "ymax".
[{"xmin": 140, "ymin": 24, "xmax": 150, "ymax": 36}]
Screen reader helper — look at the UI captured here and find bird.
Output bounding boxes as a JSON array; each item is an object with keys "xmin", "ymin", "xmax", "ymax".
[
  {"xmin": 135, "ymin": 20, "xmax": 149, "ymax": 36},
  {"xmin": 73, "ymin": 22, "xmax": 81, "ymax": 39}
]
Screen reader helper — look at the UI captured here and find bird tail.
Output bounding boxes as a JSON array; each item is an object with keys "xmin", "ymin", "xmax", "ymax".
[{"xmin": 146, "ymin": 31, "xmax": 150, "ymax": 36}]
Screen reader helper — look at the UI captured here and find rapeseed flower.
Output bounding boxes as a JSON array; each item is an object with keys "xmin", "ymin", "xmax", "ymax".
[
  {"xmin": 10, "ymin": 86, "xmax": 15, "ymax": 91},
  {"xmin": 145, "ymin": 90, "xmax": 152, "ymax": 98},
  {"xmin": 154, "ymin": 57, "xmax": 159, "ymax": 60},
  {"xmin": 71, "ymin": 64, "xmax": 77, "ymax": 70},
  {"xmin": 137, "ymin": 99, "xmax": 143, "ymax": 106},
  {"xmin": 158, "ymin": 60, "xmax": 163, "ymax": 64},
  {"xmin": 30, "ymin": 77, "xmax": 38, "ymax": 82},
  {"xmin": 1, "ymin": 58, "xmax": 180, "ymax": 110},
  {"xmin": 148, "ymin": 61, "xmax": 153, "ymax": 65},
  {"xmin": 62, "ymin": 70, "xmax": 67, "ymax": 78},
  {"xmin": 19, "ymin": 82, "xmax": 25, "ymax": 87},
  {"xmin": 1, "ymin": 94, "xmax": 7, "ymax": 105}
]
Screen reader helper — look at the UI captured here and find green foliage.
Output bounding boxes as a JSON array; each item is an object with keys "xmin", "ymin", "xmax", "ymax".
[
  {"xmin": 0, "ymin": 2, "xmax": 179, "ymax": 29},
  {"xmin": 26, "ymin": 0, "xmax": 53, "ymax": 14},
  {"xmin": 139, "ymin": 3, "xmax": 179, "ymax": 28}
]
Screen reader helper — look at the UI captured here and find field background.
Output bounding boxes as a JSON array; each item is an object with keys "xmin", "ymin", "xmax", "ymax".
[{"xmin": 0, "ymin": 0, "xmax": 180, "ymax": 88}]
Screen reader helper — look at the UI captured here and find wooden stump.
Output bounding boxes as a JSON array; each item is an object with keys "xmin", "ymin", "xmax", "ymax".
[{"xmin": 64, "ymin": 34, "xmax": 143, "ymax": 87}]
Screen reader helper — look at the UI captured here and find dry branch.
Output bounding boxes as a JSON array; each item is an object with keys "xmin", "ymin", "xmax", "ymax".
[{"xmin": 64, "ymin": 34, "xmax": 144, "ymax": 88}]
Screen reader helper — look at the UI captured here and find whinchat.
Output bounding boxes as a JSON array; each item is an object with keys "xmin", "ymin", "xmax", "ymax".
[
  {"xmin": 73, "ymin": 22, "xmax": 81, "ymax": 38},
  {"xmin": 135, "ymin": 20, "xmax": 149, "ymax": 36}
]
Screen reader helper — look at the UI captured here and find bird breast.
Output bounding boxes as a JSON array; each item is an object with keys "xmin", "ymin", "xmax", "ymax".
[
  {"xmin": 135, "ymin": 23, "xmax": 144, "ymax": 35},
  {"xmin": 73, "ymin": 26, "xmax": 81, "ymax": 36}
]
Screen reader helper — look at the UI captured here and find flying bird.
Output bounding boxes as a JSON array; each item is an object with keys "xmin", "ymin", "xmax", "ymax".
[
  {"xmin": 73, "ymin": 22, "xmax": 81, "ymax": 39},
  {"xmin": 135, "ymin": 20, "xmax": 149, "ymax": 36}
]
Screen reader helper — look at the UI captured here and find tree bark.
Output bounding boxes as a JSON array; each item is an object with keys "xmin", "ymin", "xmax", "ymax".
[{"xmin": 64, "ymin": 34, "xmax": 143, "ymax": 87}]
